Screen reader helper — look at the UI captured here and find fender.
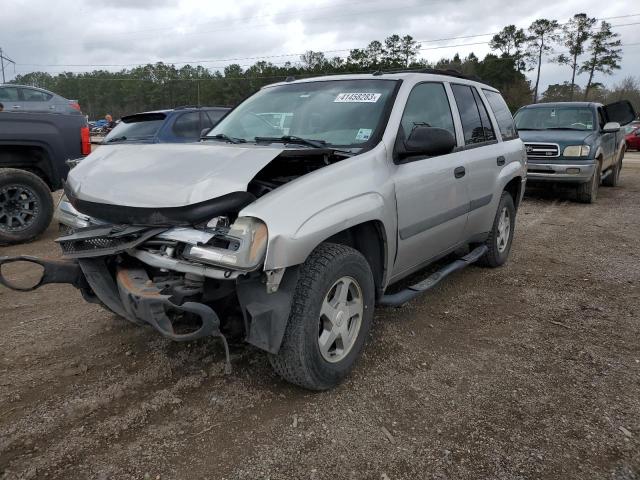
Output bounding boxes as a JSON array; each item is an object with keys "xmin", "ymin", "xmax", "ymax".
[
  {"xmin": 239, "ymin": 143, "xmax": 398, "ymax": 276},
  {"xmin": 261, "ymin": 192, "xmax": 391, "ymax": 271}
]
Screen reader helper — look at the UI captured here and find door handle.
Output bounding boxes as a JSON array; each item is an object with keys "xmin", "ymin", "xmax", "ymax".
[
  {"xmin": 497, "ymin": 156, "xmax": 506, "ymax": 166},
  {"xmin": 454, "ymin": 166, "xmax": 466, "ymax": 179}
]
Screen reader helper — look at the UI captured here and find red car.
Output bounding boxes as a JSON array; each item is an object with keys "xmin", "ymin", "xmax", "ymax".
[{"xmin": 626, "ymin": 123, "xmax": 640, "ymax": 151}]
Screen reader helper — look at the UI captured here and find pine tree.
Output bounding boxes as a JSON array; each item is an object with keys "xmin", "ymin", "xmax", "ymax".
[
  {"xmin": 526, "ymin": 19, "xmax": 560, "ymax": 103},
  {"xmin": 489, "ymin": 25, "xmax": 528, "ymax": 71},
  {"xmin": 556, "ymin": 13, "xmax": 596, "ymax": 100},
  {"xmin": 580, "ymin": 21, "xmax": 622, "ymax": 100}
]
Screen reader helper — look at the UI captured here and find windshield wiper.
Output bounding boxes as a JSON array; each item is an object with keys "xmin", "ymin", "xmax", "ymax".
[
  {"xmin": 516, "ymin": 128, "xmax": 542, "ymax": 131},
  {"xmin": 546, "ymin": 127, "xmax": 586, "ymax": 131},
  {"xmin": 105, "ymin": 135, "xmax": 127, "ymax": 143},
  {"xmin": 254, "ymin": 135, "xmax": 327, "ymax": 149},
  {"xmin": 202, "ymin": 133, "xmax": 246, "ymax": 144}
]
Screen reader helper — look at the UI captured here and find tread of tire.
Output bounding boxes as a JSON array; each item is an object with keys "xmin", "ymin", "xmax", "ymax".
[
  {"xmin": 269, "ymin": 243, "xmax": 366, "ymax": 390},
  {"xmin": 0, "ymin": 168, "xmax": 54, "ymax": 244}
]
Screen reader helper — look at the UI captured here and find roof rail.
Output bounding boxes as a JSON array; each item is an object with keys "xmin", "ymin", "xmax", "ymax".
[
  {"xmin": 371, "ymin": 68, "xmax": 479, "ymax": 81},
  {"xmin": 174, "ymin": 105, "xmax": 201, "ymax": 110}
]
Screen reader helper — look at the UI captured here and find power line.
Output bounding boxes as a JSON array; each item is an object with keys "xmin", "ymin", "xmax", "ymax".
[
  {"xmin": 13, "ymin": 15, "xmax": 640, "ymax": 70},
  {"xmin": 0, "ymin": 47, "xmax": 16, "ymax": 83},
  {"xmin": 11, "ymin": 41, "xmax": 640, "ymax": 79}
]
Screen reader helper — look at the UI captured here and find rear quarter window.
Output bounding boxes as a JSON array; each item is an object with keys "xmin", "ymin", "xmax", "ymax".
[
  {"xmin": 483, "ymin": 90, "xmax": 518, "ymax": 141},
  {"xmin": 103, "ymin": 112, "xmax": 166, "ymax": 141}
]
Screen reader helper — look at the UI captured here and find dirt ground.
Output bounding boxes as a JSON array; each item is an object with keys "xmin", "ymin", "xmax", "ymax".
[{"xmin": 1, "ymin": 154, "xmax": 640, "ymax": 480}]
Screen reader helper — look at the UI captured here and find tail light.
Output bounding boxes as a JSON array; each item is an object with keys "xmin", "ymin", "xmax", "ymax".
[
  {"xmin": 80, "ymin": 126, "xmax": 91, "ymax": 156},
  {"xmin": 69, "ymin": 101, "xmax": 81, "ymax": 112}
]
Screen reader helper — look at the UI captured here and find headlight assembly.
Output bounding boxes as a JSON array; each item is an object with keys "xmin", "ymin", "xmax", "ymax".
[
  {"xmin": 182, "ymin": 217, "xmax": 268, "ymax": 271},
  {"xmin": 563, "ymin": 145, "xmax": 591, "ymax": 157}
]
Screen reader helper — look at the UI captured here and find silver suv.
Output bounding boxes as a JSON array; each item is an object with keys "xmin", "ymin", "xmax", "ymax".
[{"xmin": 0, "ymin": 71, "xmax": 526, "ymax": 390}]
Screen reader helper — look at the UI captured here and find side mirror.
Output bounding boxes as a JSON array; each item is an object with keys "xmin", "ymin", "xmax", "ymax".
[
  {"xmin": 398, "ymin": 126, "xmax": 456, "ymax": 161},
  {"xmin": 602, "ymin": 122, "xmax": 620, "ymax": 133},
  {"xmin": 200, "ymin": 127, "xmax": 211, "ymax": 138}
]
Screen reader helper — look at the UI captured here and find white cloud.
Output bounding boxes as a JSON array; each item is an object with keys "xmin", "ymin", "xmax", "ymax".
[{"xmin": 1, "ymin": 0, "xmax": 638, "ymax": 92}]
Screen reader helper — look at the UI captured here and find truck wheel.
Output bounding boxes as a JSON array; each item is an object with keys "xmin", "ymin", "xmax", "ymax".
[
  {"xmin": 0, "ymin": 169, "xmax": 53, "ymax": 245},
  {"xmin": 603, "ymin": 149, "xmax": 624, "ymax": 187},
  {"xmin": 576, "ymin": 163, "xmax": 601, "ymax": 203},
  {"xmin": 269, "ymin": 243, "xmax": 375, "ymax": 390},
  {"xmin": 476, "ymin": 191, "xmax": 516, "ymax": 268}
]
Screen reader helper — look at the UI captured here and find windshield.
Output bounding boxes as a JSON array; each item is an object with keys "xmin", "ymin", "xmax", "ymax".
[
  {"xmin": 104, "ymin": 112, "xmax": 166, "ymax": 142},
  {"xmin": 207, "ymin": 79, "xmax": 398, "ymax": 148},
  {"xmin": 515, "ymin": 107, "xmax": 595, "ymax": 131}
]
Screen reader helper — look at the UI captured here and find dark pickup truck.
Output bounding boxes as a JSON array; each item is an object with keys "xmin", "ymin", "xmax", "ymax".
[
  {"xmin": 515, "ymin": 100, "xmax": 636, "ymax": 203},
  {"xmin": 0, "ymin": 111, "xmax": 90, "ymax": 244}
]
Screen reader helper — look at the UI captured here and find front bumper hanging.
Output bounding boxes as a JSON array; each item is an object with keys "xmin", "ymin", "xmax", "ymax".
[{"xmin": 0, "ymin": 255, "xmax": 232, "ymax": 373}]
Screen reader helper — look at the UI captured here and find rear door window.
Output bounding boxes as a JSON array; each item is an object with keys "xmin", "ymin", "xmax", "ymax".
[
  {"xmin": 205, "ymin": 110, "xmax": 227, "ymax": 126},
  {"xmin": 20, "ymin": 88, "xmax": 53, "ymax": 102},
  {"xmin": 483, "ymin": 90, "xmax": 518, "ymax": 140},
  {"xmin": 172, "ymin": 112, "xmax": 202, "ymax": 138},
  {"xmin": 451, "ymin": 84, "xmax": 495, "ymax": 145}
]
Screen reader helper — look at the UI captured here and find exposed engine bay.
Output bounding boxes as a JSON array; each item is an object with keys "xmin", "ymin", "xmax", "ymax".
[{"xmin": 248, "ymin": 149, "xmax": 349, "ymax": 199}]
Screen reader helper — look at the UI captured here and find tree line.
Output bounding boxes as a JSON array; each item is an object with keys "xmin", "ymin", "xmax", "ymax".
[{"xmin": 10, "ymin": 14, "xmax": 633, "ymax": 120}]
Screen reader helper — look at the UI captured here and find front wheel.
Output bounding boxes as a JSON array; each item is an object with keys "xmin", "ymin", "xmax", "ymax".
[
  {"xmin": 603, "ymin": 149, "xmax": 624, "ymax": 187},
  {"xmin": 476, "ymin": 191, "xmax": 516, "ymax": 268},
  {"xmin": 269, "ymin": 243, "xmax": 375, "ymax": 390},
  {"xmin": 576, "ymin": 163, "xmax": 601, "ymax": 203},
  {"xmin": 0, "ymin": 169, "xmax": 53, "ymax": 245}
]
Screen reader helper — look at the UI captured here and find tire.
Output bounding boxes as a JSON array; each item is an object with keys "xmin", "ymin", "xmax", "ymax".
[
  {"xmin": 476, "ymin": 191, "xmax": 516, "ymax": 268},
  {"xmin": 576, "ymin": 162, "xmax": 601, "ymax": 203},
  {"xmin": 603, "ymin": 149, "xmax": 623, "ymax": 187},
  {"xmin": 0, "ymin": 168, "xmax": 53, "ymax": 245},
  {"xmin": 269, "ymin": 243, "xmax": 375, "ymax": 391}
]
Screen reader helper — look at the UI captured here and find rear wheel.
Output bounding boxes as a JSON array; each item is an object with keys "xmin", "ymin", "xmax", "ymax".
[
  {"xmin": 576, "ymin": 162, "xmax": 601, "ymax": 203},
  {"xmin": 0, "ymin": 169, "xmax": 53, "ymax": 245},
  {"xmin": 269, "ymin": 243, "xmax": 375, "ymax": 390}
]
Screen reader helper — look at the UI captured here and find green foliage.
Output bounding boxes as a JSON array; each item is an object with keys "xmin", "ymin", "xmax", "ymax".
[
  {"xmin": 489, "ymin": 25, "xmax": 528, "ymax": 71},
  {"xmin": 526, "ymin": 19, "xmax": 560, "ymax": 103},
  {"xmin": 556, "ymin": 13, "xmax": 597, "ymax": 100},
  {"xmin": 541, "ymin": 82, "xmax": 584, "ymax": 102},
  {"xmin": 580, "ymin": 21, "xmax": 622, "ymax": 99},
  {"xmin": 10, "ymin": 13, "xmax": 634, "ymax": 120}
]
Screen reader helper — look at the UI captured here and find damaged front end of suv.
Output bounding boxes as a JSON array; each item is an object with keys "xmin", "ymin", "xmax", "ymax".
[
  {"xmin": 0, "ymin": 76, "xmax": 396, "ymax": 381},
  {"xmin": 0, "ymin": 141, "xmax": 350, "ymax": 373}
]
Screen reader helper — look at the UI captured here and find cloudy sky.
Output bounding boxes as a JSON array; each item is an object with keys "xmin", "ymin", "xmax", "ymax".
[{"xmin": 1, "ymin": 0, "xmax": 639, "ymax": 91}]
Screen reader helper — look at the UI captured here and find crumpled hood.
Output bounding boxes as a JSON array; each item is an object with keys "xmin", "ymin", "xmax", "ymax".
[
  {"xmin": 518, "ymin": 129, "xmax": 596, "ymax": 146},
  {"xmin": 67, "ymin": 143, "xmax": 284, "ymax": 208}
]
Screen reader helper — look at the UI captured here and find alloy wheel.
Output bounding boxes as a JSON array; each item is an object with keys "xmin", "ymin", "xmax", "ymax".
[
  {"xmin": 318, "ymin": 276, "xmax": 364, "ymax": 363},
  {"xmin": 0, "ymin": 185, "xmax": 39, "ymax": 233}
]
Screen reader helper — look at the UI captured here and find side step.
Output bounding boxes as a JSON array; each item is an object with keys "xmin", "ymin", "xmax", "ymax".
[{"xmin": 378, "ymin": 245, "xmax": 488, "ymax": 307}]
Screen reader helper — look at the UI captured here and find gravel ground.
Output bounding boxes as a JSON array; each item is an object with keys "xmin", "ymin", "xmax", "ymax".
[{"xmin": 1, "ymin": 154, "xmax": 639, "ymax": 480}]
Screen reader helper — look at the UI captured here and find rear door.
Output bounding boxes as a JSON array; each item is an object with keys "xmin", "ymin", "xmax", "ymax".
[
  {"xmin": 0, "ymin": 86, "xmax": 22, "ymax": 111},
  {"xmin": 449, "ymin": 84, "xmax": 504, "ymax": 240},
  {"xmin": 392, "ymin": 82, "xmax": 469, "ymax": 277},
  {"xmin": 604, "ymin": 100, "xmax": 637, "ymax": 126},
  {"xmin": 18, "ymin": 87, "xmax": 54, "ymax": 112}
]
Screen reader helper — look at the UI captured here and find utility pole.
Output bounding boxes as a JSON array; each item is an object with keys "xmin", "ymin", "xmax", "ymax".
[{"xmin": 0, "ymin": 48, "xmax": 16, "ymax": 84}]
